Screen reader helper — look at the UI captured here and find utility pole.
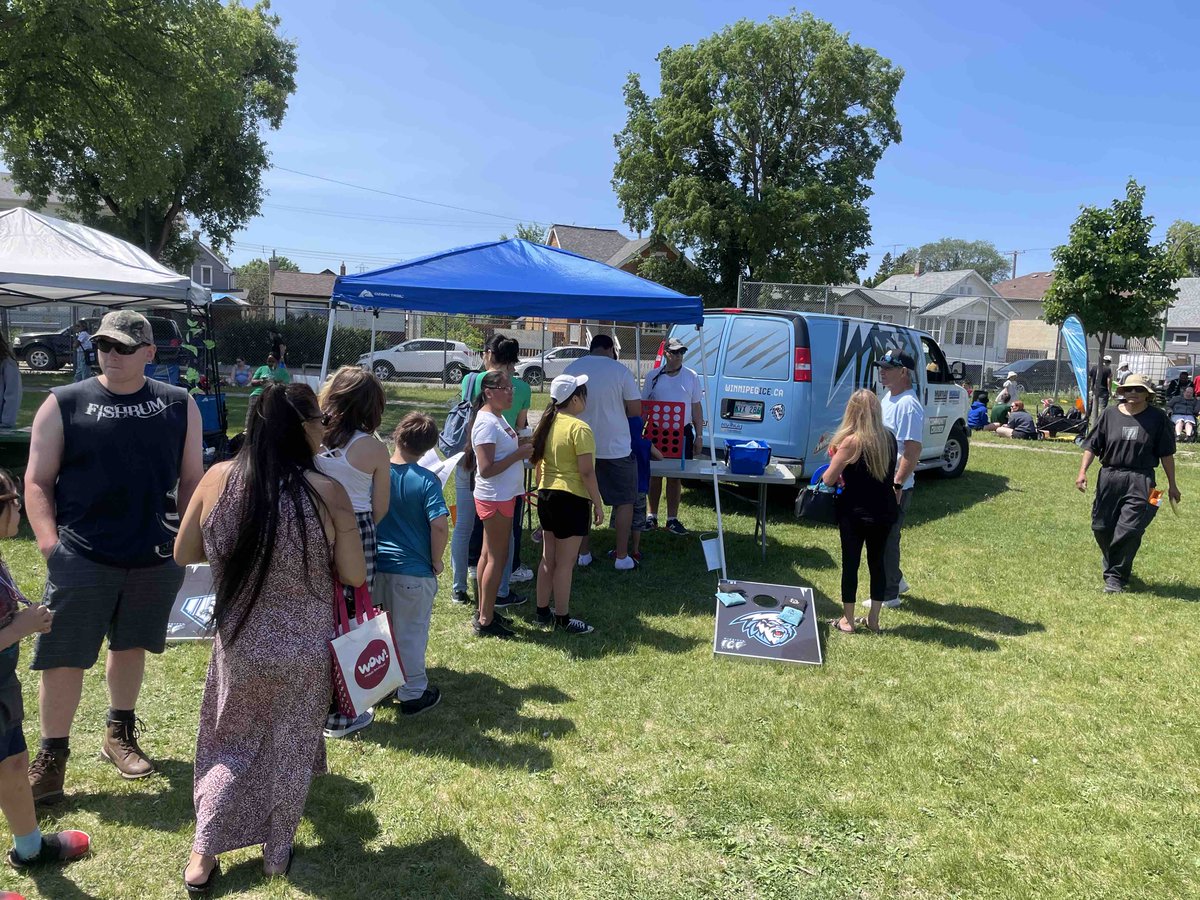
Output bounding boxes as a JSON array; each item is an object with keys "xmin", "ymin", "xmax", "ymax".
[{"xmin": 1011, "ymin": 250, "xmax": 1018, "ymax": 281}]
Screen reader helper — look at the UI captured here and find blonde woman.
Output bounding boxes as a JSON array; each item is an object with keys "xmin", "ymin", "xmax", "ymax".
[{"xmin": 821, "ymin": 389, "xmax": 899, "ymax": 634}]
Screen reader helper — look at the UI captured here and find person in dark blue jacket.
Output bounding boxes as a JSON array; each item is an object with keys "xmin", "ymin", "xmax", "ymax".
[{"xmin": 967, "ymin": 391, "xmax": 989, "ymax": 431}]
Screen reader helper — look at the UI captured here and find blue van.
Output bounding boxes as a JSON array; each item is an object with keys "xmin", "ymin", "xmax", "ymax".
[{"xmin": 666, "ymin": 310, "xmax": 971, "ymax": 478}]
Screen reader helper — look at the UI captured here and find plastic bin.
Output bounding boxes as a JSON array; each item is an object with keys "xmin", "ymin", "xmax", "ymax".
[{"xmin": 724, "ymin": 439, "xmax": 772, "ymax": 476}]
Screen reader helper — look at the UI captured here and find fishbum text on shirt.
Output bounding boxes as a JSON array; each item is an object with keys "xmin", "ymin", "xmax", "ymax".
[{"xmin": 84, "ymin": 397, "xmax": 170, "ymax": 420}]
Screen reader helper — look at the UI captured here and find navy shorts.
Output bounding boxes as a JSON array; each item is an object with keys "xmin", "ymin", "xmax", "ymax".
[
  {"xmin": 0, "ymin": 723, "xmax": 27, "ymax": 763},
  {"xmin": 32, "ymin": 542, "xmax": 185, "ymax": 671}
]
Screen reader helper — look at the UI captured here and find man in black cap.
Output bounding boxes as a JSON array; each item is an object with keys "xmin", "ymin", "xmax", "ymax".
[
  {"xmin": 641, "ymin": 338, "xmax": 704, "ymax": 534},
  {"xmin": 24, "ymin": 310, "xmax": 203, "ymax": 802},
  {"xmin": 874, "ymin": 349, "xmax": 924, "ymax": 608}
]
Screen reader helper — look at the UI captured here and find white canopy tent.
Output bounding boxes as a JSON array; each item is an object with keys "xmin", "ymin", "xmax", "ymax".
[{"xmin": 0, "ymin": 207, "xmax": 210, "ymax": 309}]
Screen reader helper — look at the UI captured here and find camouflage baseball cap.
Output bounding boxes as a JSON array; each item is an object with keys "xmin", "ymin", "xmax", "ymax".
[{"xmin": 93, "ymin": 310, "xmax": 154, "ymax": 347}]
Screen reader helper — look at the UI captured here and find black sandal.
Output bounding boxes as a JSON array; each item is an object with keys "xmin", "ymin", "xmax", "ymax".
[{"xmin": 184, "ymin": 859, "xmax": 219, "ymax": 895}]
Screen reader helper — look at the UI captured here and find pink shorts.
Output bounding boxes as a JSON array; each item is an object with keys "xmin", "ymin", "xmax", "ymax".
[{"xmin": 475, "ymin": 497, "xmax": 517, "ymax": 520}]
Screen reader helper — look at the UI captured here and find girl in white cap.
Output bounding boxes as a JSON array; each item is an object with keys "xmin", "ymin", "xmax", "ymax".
[{"xmin": 529, "ymin": 374, "xmax": 605, "ymax": 634}]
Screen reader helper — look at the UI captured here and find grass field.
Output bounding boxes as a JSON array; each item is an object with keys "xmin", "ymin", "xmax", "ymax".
[{"xmin": 2, "ymin": 384, "xmax": 1199, "ymax": 898}]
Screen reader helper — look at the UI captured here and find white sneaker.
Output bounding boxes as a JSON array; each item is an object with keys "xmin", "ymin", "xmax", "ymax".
[
  {"xmin": 898, "ymin": 577, "xmax": 910, "ymax": 594},
  {"xmin": 467, "ymin": 566, "xmax": 477, "ymax": 580},
  {"xmin": 613, "ymin": 555, "xmax": 638, "ymax": 571},
  {"xmin": 510, "ymin": 565, "xmax": 534, "ymax": 583},
  {"xmin": 577, "ymin": 553, "xmax": 593, "ymax": 567},
  {"xmin": 882, "ymin": 597, "xmax": 903, "ymax": 609}
]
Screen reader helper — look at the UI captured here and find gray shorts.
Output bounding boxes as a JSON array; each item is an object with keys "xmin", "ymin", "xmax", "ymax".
[
  {"xmin": 595, "ymin": 454, "xmax": 638, "ymax": 507},
  {"xmin": 610, "ymin": 493, "xmax": 650, "ymax": 532},
  {"xmin": 32, "ymin": 542, "xmax": 185, "ymax": 670}
]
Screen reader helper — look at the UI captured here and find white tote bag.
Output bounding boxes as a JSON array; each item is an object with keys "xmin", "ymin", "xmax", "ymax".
[{"xmin": 329, "ymin": 582, "xmax": 405, "ymax": 718}]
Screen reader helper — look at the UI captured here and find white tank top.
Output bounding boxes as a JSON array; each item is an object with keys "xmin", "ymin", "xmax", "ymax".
[{"xmin": 315, "ymin": 431, "xmax": 375, "ymax": 513}]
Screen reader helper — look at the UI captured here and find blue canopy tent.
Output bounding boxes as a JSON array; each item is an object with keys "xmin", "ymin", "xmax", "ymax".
[{"xmin": 323, "ymin": 238, "xmax": 735, "ymax": 577}]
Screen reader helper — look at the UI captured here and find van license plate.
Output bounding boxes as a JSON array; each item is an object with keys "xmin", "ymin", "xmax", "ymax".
[{"xmin": 723, "ymin": 399, "xmax": 764, "ymax": 422}]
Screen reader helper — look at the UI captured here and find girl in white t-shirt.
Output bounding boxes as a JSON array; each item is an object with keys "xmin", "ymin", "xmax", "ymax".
[{"xmin": 465, "ymin": 371, "xmax": 532, "ymax": 638}]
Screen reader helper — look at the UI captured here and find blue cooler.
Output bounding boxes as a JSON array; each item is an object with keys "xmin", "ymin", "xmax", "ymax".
[{"xmin": 725, "ymin": 439, "xmax": 772, "ymax": 476}]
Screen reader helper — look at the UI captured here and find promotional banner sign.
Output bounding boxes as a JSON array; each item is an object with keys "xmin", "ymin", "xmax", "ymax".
[
  {"xmin": 1061, "ymin": 315, "xmax": 1090, "ymax": 403},
  {"xmin": 714, "ymin": 580, "xmax": 822, "ymax": 666}
]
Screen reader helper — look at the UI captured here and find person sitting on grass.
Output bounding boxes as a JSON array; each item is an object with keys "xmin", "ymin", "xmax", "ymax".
[
  {"xmin": 990, "ymin": 389, "xmax": 1012, "ymax": 425},
  {"xmin": 1166, "ymin": 385, "xmax": 1198, "ymax": 443},
  {"xmin": 984, "ymin": 400, "xmax": 1036, "ymax": 439},
  {"xmin": 531, "ymin": 375, "xmax": 605, "ymax": 635},
  {"xmin": 374, "ymin": 413, "xmax": 450, "ymax": 715},
  {"xmin": 0, "ymin": 469, "xmax": 91, "ymax": 878},
  {"xmin": 967, "ymin": 391, "xmax": 989, "ymax": 430}
]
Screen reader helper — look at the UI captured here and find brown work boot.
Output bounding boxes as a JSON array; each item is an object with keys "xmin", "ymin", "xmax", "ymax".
[
  {"xmin": 100, "ymin": 717, "xmax": 154, "ymax": 779},
  {"xmin": 27, "ymin": 748, "xmax": 69, "ymax": 804}
]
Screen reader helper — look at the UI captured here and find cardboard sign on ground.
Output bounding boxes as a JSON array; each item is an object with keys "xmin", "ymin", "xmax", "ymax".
[
  {"xmin": 167, "ymin": 563, "xmax": 216, "ymax": 642},
  {"xmin": 713, "ymin": 579, "xmax": 822, "ymax": 666}
]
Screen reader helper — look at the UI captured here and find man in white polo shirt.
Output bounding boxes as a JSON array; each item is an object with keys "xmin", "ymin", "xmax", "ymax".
[
  {"xmin": 564, "ymin": 334, "xmax": 642, "ymax": 570},
  {"xmin": 641, "ymin": 338, "xmax": 704, "ymax": 534},
  {"xmin": 875, "ymin": 349, "xmax": 924, "ymax": 608}
]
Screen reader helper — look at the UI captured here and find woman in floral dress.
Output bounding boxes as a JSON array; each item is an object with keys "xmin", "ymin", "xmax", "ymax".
[{"xmin": 174, "ymin": 383, "xmax": 365, "ymax": 891}]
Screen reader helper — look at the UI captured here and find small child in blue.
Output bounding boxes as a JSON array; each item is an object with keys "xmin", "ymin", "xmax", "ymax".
[
  {"xmin": 0, "ymin": 469, "xmax": 91, "ymax": 872},
  {"xmin": 615, "ymin": 416, "xmax": 662, "ymax": 561},
  {"xmin": 374, "ymin": 414, "xmax": 450, "ymax": 717},
  {"xmin": 968, "ymin": 392, "xmax": 989, "ymax": 430}
]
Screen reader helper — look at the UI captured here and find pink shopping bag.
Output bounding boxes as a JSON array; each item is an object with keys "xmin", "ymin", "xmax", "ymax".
[{"xmin": 329, "ymin": 582, "xmax": 405, "ymax": 718}]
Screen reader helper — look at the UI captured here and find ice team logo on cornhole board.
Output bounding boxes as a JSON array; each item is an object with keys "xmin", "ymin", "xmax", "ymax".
[{"xmin": 714, "ymin": 579, "xmax": 822, "ymax": 666}]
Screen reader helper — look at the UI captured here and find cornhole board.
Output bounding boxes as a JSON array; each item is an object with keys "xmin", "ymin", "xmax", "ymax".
[
  {"xmin": 643, "ymin": 400, "xmax": 687, "ymax": 459},
  {"xmin": 167, "ymin": 563, "xmax": 216, "ymax": 642},
  {"xmin": 714, "ymin": 579, "xmax": 822, "ymax": 666}
]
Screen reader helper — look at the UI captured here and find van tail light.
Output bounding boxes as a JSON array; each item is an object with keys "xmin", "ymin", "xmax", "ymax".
[
  {"xmin": 653, "ymin": 340, "xmax": 665, "ymax": 369},
  {"xmin": 794, "ymin": 348, "xmax": 811, "ymax": 382},
  {"xmin": 170, "ymin": 338, "xmax": 181, "ymax": 347}
]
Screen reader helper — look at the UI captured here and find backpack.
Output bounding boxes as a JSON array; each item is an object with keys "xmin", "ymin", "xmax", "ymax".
[{"xmin": 437, "ymin": 372, "xmax": 481, "ymax": 457}]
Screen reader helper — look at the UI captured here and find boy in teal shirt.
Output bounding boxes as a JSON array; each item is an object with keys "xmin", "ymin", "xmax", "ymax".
[{"xmin": 375, "ymin": 413, "xmax": 450, "ymax": 716}]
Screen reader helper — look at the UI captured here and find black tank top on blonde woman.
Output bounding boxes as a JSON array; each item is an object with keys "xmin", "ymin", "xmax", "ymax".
[
  {"xmin": 51, "ymin": 378, "xmax": 189, "ymax": 567},
  {"xmin": 835, "ymin": 432, "xmax": 899, "ymax": 527}
]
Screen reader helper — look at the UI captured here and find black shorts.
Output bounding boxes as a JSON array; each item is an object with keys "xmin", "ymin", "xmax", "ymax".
[
  {"xmin": 594, "ymin": 454, "xmax": 638, "ymax": 506},
  {"xmin": 537, "ymin": 489, "xmax": 591, "ymax": 539},
  {"xmin": 0, "ymin": 721, "xmax": 26, "ymax": 763}
]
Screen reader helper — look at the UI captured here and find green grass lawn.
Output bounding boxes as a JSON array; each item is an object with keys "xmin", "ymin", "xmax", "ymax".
[{"xmin": 2, "ymin": 387, "xmax": 1199, "ymax": 898}]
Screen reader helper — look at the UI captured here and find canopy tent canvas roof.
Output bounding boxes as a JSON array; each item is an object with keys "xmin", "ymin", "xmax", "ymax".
[
  {"xmin": 329, "ymin": 238, "xmax": 703, "ymax": 325},
  {"xmin": 0, "ymin": 207, "xmax": 209, "ymax": 308}
]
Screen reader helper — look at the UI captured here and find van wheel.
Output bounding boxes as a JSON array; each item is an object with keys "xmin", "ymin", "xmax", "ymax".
[{"xmin": 936, "ymin": 424, "xmax": 969, "ymax": 479}]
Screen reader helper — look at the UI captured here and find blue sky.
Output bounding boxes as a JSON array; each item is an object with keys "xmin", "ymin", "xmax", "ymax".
[{"xmin": 228, "ymin": 0, "xmax": 1200, "ymax": 285}]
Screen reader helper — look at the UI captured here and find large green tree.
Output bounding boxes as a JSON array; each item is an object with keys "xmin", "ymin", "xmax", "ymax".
[
  {"xmin": 612, "ymin": 13, "xmax": 902, "ymax": 304},
  {"xmin": 915, "ymin": 238, "xmax": 1010, "ymax": 283},
  {"xmin": 1165, "ymin": 219, "xmax": 1200, "ymax": 277},
  {"xmin": 234, "ymin": 255, "xmax": 299, "ymax": 308},
  {"xmin": 499, "ymin": 222, "xmax": 547, "ymax": 243},
  {"xmin": 0, "ymin": 0, "xmax": 297, "ymax": 260},
  {"xmin": 1043, "ymin": 180, "xmax": 1181, "ymax": 418}
]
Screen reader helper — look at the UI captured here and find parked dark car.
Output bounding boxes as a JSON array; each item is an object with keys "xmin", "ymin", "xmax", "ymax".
[
  {"xmin": 13, "ymin": 315, "xmax": 185, "ymax": 371},
  {"xmin": 989, "ymin": 357, "xmax": 1077, "ymax": 393}
]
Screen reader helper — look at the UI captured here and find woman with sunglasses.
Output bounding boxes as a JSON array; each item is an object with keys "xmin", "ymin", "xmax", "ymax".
[
  {"xmin": 465, "ymin": 370, "xmax": 532, "ymax": 638},
  {"xmin": 175, "ymin": 383, "xmax": 365, "ymax": 890},
  {"xmin": 315, "ymin": 366, "xmax": 390, "ymax": 739},
  {"xmin": 0, "ymin": 472, "xmax": 92, "ymax": 878}
]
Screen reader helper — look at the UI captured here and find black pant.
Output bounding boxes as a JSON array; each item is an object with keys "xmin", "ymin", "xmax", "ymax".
[
  {"xmin": 1092, "ymin": 467, "xmax": 1157, "ymax": 585},
  {"xmin": 838, "ymin": 517, "xmax": 891, "ymax": 606}
]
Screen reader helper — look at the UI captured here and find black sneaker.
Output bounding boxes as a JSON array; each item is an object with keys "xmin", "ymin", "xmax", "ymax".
[
  {"xmin": 494, "ymin": 590, "xmax": 527, "ymax": 609},
  {"xmin": 645, "ymin": 514, "xmax": 658, "ymax": 530},
  {"xmin": 494, "ymin": 611, "xmax": 513, "ymax": 626},
  {"xmin": 665, "ymin": 518, "xmax": 690, "ymax": 535},
  {"xmin": 554, "ymin": 616, "xmax": 594, "ymax": 635},
  {"xmin": 534, "ymin": 605, "xmax": 553, "ymax": 626},
  {"xmin": 473, "ymin": 618, "xmax": 515, "ymax": 639},
  {"xmin": 398, "ymin": 686, "xmax": 441, "ymax": 716},
  {"xmin": 451, "ymin": 590, "xmax": 472, "ymax": 605},
  {"xmin": 1103, "ymin": 578, "xmax": 1125, "ymax": 594}
]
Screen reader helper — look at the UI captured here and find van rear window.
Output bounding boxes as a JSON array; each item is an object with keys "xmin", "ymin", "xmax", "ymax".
[
  {"xmin": 724, "ymin": 317, "xmax": 791, "ymax": 381},
  {"xmin": 669, "ymin": 318, "xmax": 725, "ymax": 376}
]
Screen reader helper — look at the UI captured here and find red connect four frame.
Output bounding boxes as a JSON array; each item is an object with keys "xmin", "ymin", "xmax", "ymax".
[{"xmin": 643, "ymin": 400, "xmax": 687, "ymax": 459}]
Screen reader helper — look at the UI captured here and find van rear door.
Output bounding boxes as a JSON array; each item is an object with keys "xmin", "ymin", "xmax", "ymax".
[{"xmin": 667, "ymin": 314, "xmax": 731, "ymax": 441}]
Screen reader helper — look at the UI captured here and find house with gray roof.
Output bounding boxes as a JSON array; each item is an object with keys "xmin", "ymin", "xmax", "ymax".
[
  {"xmin": 545, "ymin": 224, "xmax": 683, "ymax": 274},
  {"xmin": 1165, "ymin": 277, "xmax": 1200, "ymax": 351},
  {"xmin": 0, "ymin": 172, "xmax": 71, "ymax": 217}
]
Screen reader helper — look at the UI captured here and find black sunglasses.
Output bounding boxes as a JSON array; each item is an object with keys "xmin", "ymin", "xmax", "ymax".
[
  {"xmin": 666, "ymin": 348, "xmax": 686, "ymax": 356},
  {"xmin": 95, "ymin": 338, "xmax": 147, "ymax": 355}
]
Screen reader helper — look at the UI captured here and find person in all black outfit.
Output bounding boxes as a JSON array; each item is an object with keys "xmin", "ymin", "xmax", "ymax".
[
  {"xmin": 822, "ymin": 389, "xmax": 900, "ymax": 633},
  {"xmin": 1076, "ymin": 373, "xmax": 1181, "ymax": 593}
]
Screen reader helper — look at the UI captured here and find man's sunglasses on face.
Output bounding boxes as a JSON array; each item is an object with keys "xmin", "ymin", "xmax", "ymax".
[{"xmin": 95, "ymin": 339, "xmax": 147, "ymax": 356}]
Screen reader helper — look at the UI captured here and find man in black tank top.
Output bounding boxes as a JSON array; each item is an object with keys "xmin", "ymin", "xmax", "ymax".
[{"xmin": 24, "ymin": 311, "xmax": 202, "ymax": 803}]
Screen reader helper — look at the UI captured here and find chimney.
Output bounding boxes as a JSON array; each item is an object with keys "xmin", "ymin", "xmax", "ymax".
[
  {"xmin": 913, "ymin": 258, "xmax": 923, "ymax": 277},
  {"xmin": 340, "ymin": 261, "xmax": 346, "ymax": 276}
]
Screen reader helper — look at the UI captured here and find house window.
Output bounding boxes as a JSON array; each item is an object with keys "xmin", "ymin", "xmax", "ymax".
[
  {"xmin": 200, "ymin": 265, "xmax": 213, "ymax": 286},
  {"xmin": 956, "ymin": 284, "xmax": 973, "ymax": 296},
  {"xmin": 1172, "ymin": 333, "xmax": 1188, "ymax": 345},
  {"xmin": 916, "ymin": 317, "xmax": 941, "ymax": 341}
]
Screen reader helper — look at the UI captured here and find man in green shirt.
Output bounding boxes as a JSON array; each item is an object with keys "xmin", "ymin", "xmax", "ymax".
[{"xmin": 245, "ymin": 354, "xmax": 291, "ymax": 428}]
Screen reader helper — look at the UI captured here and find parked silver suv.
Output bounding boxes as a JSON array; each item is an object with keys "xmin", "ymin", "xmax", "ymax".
[{"xmin": 357, "ymin": 339, "xmax": 480, "ymax": 383}]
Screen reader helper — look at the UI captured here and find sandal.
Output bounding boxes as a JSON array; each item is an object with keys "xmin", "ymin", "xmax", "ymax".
[
  {"xmin": 184, "ymin": 859, "xmax": 220, "ymax": 895},
  {"xmin": 830, "ymin": 617, "xmax": 855, "ymax": 634},
  {"xmin": 854, "ymin": 616, "xmax": 882, "ymax": 634}
]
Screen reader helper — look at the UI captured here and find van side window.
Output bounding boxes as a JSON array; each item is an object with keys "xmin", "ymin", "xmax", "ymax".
[
  {"xmin": 671, "ymin": 317, "xmax": 727, "ymax": 376},
  {"xmin": 724, "ymin": 317, "xmax": 792, "ymax": 381},
  {"xmin": 920, "ymin": 336, "xmax": 950, "ymax": 384}
]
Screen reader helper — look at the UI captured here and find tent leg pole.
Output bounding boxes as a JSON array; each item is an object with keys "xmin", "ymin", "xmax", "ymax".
[
  {"xmin": 369, "ymin": 312, "xmax": 377, "ymax": 367},
  {"xmin": 320, "ymin": 306, "xmax": 337, "ymax": 382},
  {"xmin": 697, "ymin": 318, "xmax": 727, "ymax": 582}
]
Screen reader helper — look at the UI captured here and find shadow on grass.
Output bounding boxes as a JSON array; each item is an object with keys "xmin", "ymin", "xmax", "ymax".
[
  {"xmin": 18, "ymin": 868, "xmax": 102, "ymax": 900},
  {"xmin": 1131, "ymin": 578, "xmax": 1200, "ymax": 603},
  {"xmin": 902, "ymin": 595, "xmax": 1046, "ymax": 636},
  {"xmin": 905, "ymin": 471, "xmax": 1011, "ymax": 526},
  {"xmin": 367, "ymin": 668, "xmax": 573, "ymax": 772},
  {"xmin": 58, "ymin": 757, "xmax": 193, "ymax": 832},
  {"xmin": 886, "ymin": 622, "xmax": 1001, "ymax": 652}
]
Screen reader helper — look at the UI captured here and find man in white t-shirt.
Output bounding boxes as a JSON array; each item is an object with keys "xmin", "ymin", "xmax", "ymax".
[
  {"xmin": 73, "ymin": 322, "xmax": 93, "ymax": 383},
  {"xmin": 875, "ymin": 349, "xmax": 924, "ymax": 608},
  {"xmin": 564, "ymin": 334, "xmax": 642, "ymax": 570},
  {"xmin": 641, "ymin": 338, "xmax": 704, "ymax": 534}
]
